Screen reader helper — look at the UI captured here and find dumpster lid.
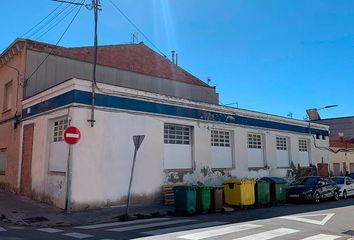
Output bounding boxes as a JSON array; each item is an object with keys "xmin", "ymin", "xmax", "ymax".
[
  {"xmin": 260, "ymin": 177, "xmax": 287, "ymax": 184},
  {"xmin": 173, "ymin": 186, "xmax": 196, "ymax": 190},
  {"xmin": 223, "ymin": 179, "xmax": 256, "ymax": 184}
]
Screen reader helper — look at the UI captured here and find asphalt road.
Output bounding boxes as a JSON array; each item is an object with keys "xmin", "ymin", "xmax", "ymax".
[{"xmin": 1, "ymin": 198, "xmax": 354, "ymax": 240}]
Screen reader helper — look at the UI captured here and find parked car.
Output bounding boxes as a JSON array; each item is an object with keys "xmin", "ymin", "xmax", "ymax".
[
  {"xmin": 348, "ymin": 173, "xmax": 354, "ymax": 179},
  {"xmin": 287, "ymin": 176, "xmax": 339, "ymax": 203},
  {"xmin": 331, "ymin": 176, "xmax": 354, "ymax": 199}
]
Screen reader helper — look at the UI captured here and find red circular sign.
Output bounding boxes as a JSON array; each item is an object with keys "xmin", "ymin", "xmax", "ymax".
[{"xmin": 64, "ymin": 127, "xmax": 81, "ymax": 145}]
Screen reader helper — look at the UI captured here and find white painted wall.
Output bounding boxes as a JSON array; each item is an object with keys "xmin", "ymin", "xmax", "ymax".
[
  {"xmin": 164, "ymin": 145, "xmax": 192, "ymax": 169},
  {"xmin": 21, "ymin": 79, "xmax": 330, "ymax": 209},
  {"xmin": 211, "ymin": 147, "xmax": 232, "ymax": 169}
]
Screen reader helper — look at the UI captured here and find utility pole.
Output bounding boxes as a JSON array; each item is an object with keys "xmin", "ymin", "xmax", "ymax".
[{"xmin": 52, "ymin": 0, "xmax": 101, "ymax": 127}]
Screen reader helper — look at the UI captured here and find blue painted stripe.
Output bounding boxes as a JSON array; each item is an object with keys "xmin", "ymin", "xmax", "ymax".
[{"xmin": 22, "ymin": 89, "xmax": 329, "ymax": 136}]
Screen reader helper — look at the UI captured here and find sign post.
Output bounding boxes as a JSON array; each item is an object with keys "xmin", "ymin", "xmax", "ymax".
[
  {"xmin": 64, "ymin": 127, "xmax": 81, "ymax": 214},
  {"xmin": 125, "ymin": 135, "xmax": 145, "ymax": 218}
]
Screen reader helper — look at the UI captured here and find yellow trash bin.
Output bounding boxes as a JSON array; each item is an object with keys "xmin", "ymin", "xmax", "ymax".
[{"xmin": 223, "ymin": 179, "xmax": 256, "ymax": 207}]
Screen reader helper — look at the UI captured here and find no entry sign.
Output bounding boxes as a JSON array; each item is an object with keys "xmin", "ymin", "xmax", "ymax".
[{"xmin": 64, "ymin": 127, "xmax": 81, "ymax": 145}]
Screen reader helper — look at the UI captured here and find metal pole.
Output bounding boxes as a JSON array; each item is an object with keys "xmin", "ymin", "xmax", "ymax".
[
  {"xmin": 90, "ymin": 0, "xmax": 99, "ymax": 127},
  {"xmin": 126, "ymin": 147, "xmax": 138, "ymax": 215},
  {"xmin": 65, "ymin": 144, "xmax": 73, "ymax": 213}
]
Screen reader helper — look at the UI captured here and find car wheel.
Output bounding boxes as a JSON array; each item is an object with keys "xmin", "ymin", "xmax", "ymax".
[
  {"xmin": 333, "ymin": 191, "xmax": 339, "ymax": 201},
  {"xmin": 343, "ymin": 190, "xmax": 347, "ymax": 200},
  {"xmin": 314, "ymin": 192, "xmax": 321, "ymax": 204}
]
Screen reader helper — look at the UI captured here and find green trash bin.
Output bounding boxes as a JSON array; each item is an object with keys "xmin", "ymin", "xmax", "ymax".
[
  {"xmin": 255, "ymin": 180, "xmax": 270, "ymax": 207},
  {"xmin": 196, "ymin": 186, "xmax": 211, "ymax": 213},
  {"xmin": 173, "ymin": 186, "xmax": 196, "ymax": 215},
  {"xmin": 260, "ymin": 177, "xmax": 287, "ymax": 204}
]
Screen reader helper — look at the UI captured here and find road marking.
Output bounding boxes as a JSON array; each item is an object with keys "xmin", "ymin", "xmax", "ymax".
[
  {"xmin": 279, "ymin": 213, "xmax": 335, "ymax": 226},
  {"xmin": 300, "ymin": 234, "xmax": 341, "ymax": 240},
  {"xmin": 232, "ymin": 228, "xmax": 299, "ymax": 240},
  {"xmin": 178, "ymin": 223, "xmax": 263, "ymax": 240},
  {"xmin": 75, "ymin": 217, "xmax": 170, "ymax": 229},
  {"xmin": 141, "ymin": 221, "xmax": 228, "ymax": 236},
  {"xmin": 0, "ymin": 226, "xmax": 6, "ymax": 232},
  {"xmin": 107, "ymin": 219, "xmax": 196, "ymax": 232},
  {"xmin": 37, "ymin": 228, "xmax": 64, "ymax": 233},
  {"xmin": 62, "ymin": 232, "xmax": 94, "ymax": 239}
]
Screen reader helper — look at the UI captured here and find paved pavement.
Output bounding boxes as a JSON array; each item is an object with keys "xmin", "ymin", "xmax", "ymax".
[{"xmin": 0, "ymin": 198, "xmax": 354, "ymax": 240}]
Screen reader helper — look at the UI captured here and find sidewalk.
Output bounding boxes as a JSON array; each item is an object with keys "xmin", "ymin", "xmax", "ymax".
[{"xmin": 0, "ymin": 190, "xmax": 174, "ymax": 227}]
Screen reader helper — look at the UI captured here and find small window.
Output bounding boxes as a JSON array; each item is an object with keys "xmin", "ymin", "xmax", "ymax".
[
  {"xmin": 0, "ymin": 149, "xmax": 6, "ymax": 174},
  {"xmin": 3, "ymin": 81, "xmax": 13, "ymax": 111},
  {"xmin": 248, "ymin": 133, "xmax": 262, "ymax": 149},
  {"xmin": 299, "ymin": 139, "xmax": 308, "ymax": 152},
  {"xmin": 164, "ymin": 123, "xmax": 191, "ymax": 145},
  {"xmin": 211, "ymin": 130, "xmax": 230, "ymax": 147},
  {"xmin": 316, "ymin": 134, "xmax": 320, "ymax": 140},
  {"xmin": 276, "ymin": 136, "xmax": 288, "ymax": 150},
  {"xmin": 53, "ymin": 118, "xmax": 68, "ymax": 142},
  {"xmin": 322, "ymin": 135, "xmax": 326, "ymax": 140}
]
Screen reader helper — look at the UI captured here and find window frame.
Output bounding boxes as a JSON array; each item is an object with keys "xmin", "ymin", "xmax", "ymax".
[
  {"xmin": 276, "ymin": 136, "xmax": 288, "ymax": 151},
  {"xmin": 164, "ymin": 123, "xmax": 192, "ymax": 145},
  {"xmin": 3, "ymin": 81, "xmax": 13, "ymax": 112},
  {"xmin": 247, "ymin": 133, "xmax": 263, "ymax": 149},
  {"xmin": 52, "ymin": 118, "xmax": 69, "ymax": 143},
  {"xmin": 211, "ymin": 129, "xmax": 231, "ymax": 147},
  {"xmin": 0, "ymin": 148, "xmax": 7, "ymax": 175},
  {"xmin": 298, "ymin": 138, "xmax": 309, "ymax": 152}
]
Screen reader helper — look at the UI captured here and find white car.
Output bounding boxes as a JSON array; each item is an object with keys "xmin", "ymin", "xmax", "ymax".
[{"xmin": 331, "ymin": 177, "xmax": 354, "ymax": 199}]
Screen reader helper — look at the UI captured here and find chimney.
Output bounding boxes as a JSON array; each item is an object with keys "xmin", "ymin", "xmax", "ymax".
[{"xmin": 171, "ymin": 50, "xmax": 175, "ymax": 64}]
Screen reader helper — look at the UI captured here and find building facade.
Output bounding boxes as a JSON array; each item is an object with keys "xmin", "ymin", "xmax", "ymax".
[{"xmin": 1, "ymin": 39, "xmax": 330, "ymax": 210}]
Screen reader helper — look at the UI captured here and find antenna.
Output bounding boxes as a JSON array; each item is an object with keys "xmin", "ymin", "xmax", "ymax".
[
  {"xmin": 131, "ymin": 32, "xmax": 139, "ymax": 44},
  {"xmin": 207, "ymin": 77, "xmax": 211, "ymax": 85},
  {"xmin": 287, "ymin": 112, "xmax": 293, "ymax": 118}
]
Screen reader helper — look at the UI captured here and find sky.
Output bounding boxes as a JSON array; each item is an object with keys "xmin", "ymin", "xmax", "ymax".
[{"xmin": 1, "ymin": 0, "xmax": 354, "ymax": 120}]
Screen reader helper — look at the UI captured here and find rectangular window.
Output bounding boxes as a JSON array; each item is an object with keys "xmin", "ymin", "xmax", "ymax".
[
  {"xmin": 53, "ymin": 118, "xmax": 68, "ymax": 142},
  {"xmin": 164, "ymin": 123, "xmax": 191, "ymax": 145},
  {"xmin": 276, "ymin": 136, "xmax": 288, "ymax": 150},
  {"xmin": 3, "ymin": 81, "xmax": 13, "ymax": 111},
  {"xmin": 211, "ymin": 130, "xmax": 230, "ymax": 147},
  {"xmin": 0, "ymin": 149, "xmax": 6, "ymax": 174},
  {"xmin": 299, "ymin": 139, "xmax": 308, "ymax": 152},
  {"xmin": 248, "ymin": 133, "xmax": 262, "ymax": 149}
]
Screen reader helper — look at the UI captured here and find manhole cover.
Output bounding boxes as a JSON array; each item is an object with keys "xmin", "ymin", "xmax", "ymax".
[
  {"xmin": 22, "ymin": 217, "xmax": 49, "ymax": 224},
  {"xmin": 343, "ymin": 230, "xmax": 354, "ymax": 236}
]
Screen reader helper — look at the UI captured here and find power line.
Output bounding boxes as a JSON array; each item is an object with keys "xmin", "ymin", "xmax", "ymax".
[
  {"xmin": 35, "ymin": 4, "xmax": 79, "ymax": 40},
  {"xmin": 20, "ymin": 2, "xmax": 64, "ymax": 38},
  {"xmin": 27, "ymin": 1, "xmax": 76, "ymax": 39},
  {"xmin": 25, "ymin": 0, "xmax": 85, "ymax": 86},
  {"xmin": 108, "ymin": 0, "xmax": 167, "ymax": 57}
]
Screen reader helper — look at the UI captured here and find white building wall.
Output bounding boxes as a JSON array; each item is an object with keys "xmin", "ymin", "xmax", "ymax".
[{"xmin": 21, "ymin": 79, "xmax": 330, "ymax": 209}]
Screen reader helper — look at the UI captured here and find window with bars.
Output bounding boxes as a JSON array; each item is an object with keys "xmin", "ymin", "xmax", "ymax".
[
  {"xmin": 298, "ymin": 139, "xmax": 308, "ymax": 152},
  {"xmin": 211, "ymin": 130, "xmax": 230, "ymax": 147},
  {"xmin": 276, "ymin": 136, "xmax": 288, "ymax": 150},
  {"xmin": 248, "ymin": 133, "xmax": 262, "ymax": 149},
  {"xmin": 53, "ymin": 118, "xmax": 68, "ymax": 142},
  {"xmin": 164, "ymin": 123, "xmax": 191, "ymax": 145}
]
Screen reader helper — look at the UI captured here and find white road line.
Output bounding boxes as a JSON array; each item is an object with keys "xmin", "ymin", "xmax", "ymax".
[
  {"xmin": 279, "ymin": 213, "xmax": 335, "ymax": 226},
  {"xmin": 62, "ymin": 232, "xmax": 94, "ymax": 239},
  {"xmin": 300, "ymin": 234, "xmax": 341, "ymax": 240},
  {"xmin": 232, "ymin": 228, "xmax": 299, "ymax": 240},
  {"xmin": 0, "ymin": 226, "xmax": 6, "ymax": 232},
  {"xmin": 107, "ymin": 219, "xmax": 196, "ymax": 232},
  {"xmin": 75, "ymin": 217, "xmax": 170, "ymax": 229},
  {"xmin": 141, "ymin": 221, "xmax": 228, "ymax": 236},
  {"xmin": 178, "ymin": 223, "xmax": 263, "ymax": 240},
  {"xmin": 37, "ymin": 228, "xmax": 64, "ymax": 233}
]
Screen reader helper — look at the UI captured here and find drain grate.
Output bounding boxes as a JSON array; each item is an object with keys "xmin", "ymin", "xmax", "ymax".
[
  {"xmin": 22, "ymin": 217, "xmax": 49, "ymax": 224},
  {"xmin": 343, "ymin": 230, "xmax": 354, "ymax": 236}
]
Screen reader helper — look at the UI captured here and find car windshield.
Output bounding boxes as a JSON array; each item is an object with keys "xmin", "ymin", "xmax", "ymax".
[
  {"xmin": 332, "ymin": 178, "xmax": 344, "ymax": 184},
  {"xmin": 292, "ymin": 177, "xmax": 318, "ymax": 186}
]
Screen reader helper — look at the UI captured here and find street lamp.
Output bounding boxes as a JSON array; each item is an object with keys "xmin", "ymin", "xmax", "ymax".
[{"xmin": 306, "ymin": 105, "xmax": 338, "ymax": 121}]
